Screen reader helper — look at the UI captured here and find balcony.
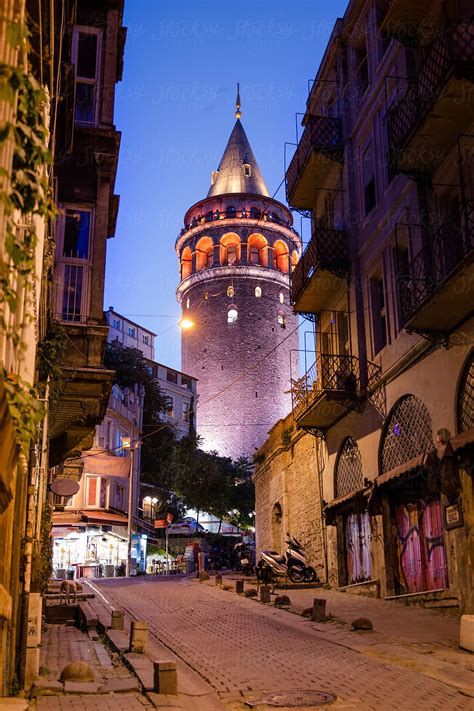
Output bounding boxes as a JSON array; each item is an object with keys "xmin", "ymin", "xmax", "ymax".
[
  {"xmin": 291, "ymin": 354, "xmax": 361, "ymax": 431},
  {"xmin": 398, "ymin": 202, "xmax": 474, "ymax": 332},
  {"xmin": 387, "ymin": 21, "xmax": 474, "ymax": 174},
  {"xmin": 48, "ymin": 321, "xmax": 114, "ymax": 467},
  {"xmin": 291, "ymin": 223, "xmax": 349, "ymax": 313},
  {"xmin": 286, "ymin": 116, "xmax": 343, "ymax": 210}
]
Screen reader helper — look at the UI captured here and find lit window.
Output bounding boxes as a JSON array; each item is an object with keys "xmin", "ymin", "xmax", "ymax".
[
  {"xmin": 228, "ymin": 307, "xmax": 238, "ymax": 324},
  {"xmin": 206, "ymin": 248, "xmax": 214, "ymax": 268},
  {"xmin": 186, "ymin": 297, "xmax": 190, "ymax": 309},
  {"xmin": 211, "ymin": 170, "xmax": 219, "ymax": 185},
  {"xmin": 182, "ymin": 402, "xmax": 191, "ymax": 422},
  {"xmin": 227, "ymin": 245, "xmax": 238, "ymax": 265},
  {"xmin": 250, "ymin": 246, "xmax": 259, "ymax": 264},
  {"xmin": 227, "ymin": 286, "xmax": 235, "ymax": 297},
  {"xmin": 278, "ymin": 314, "xmax": 286, "ymax": 328},
  {"xmin": 242, "ymin": 163, "xmax": 251, "ymax": 177},
  {"xmin": 255, "ymin": 286, "xmax": 262, "ymax": 298},
  {"xmin": 279, "ymin": 292, "xmax": 284, "ymax": 304}
]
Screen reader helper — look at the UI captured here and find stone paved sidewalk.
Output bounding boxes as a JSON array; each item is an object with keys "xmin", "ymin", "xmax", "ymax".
[{"xmin": 28, "ymin": 623, "xmax": 152, "ymax": 711}]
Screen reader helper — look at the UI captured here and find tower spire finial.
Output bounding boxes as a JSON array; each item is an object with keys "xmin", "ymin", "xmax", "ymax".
[{"xmin": 235, "ymin": 82, "xmax": 241, "ymax": 120}]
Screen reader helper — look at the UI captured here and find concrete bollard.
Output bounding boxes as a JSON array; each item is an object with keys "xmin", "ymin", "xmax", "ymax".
[
  {"xmin": 153, "ymin": 660, "xmax": 177, "ymax": 695},
  {"xmin": 235, "ymin": 579, "xmax": 244, "ymax": 594},
  {"xmin": 215, "ymin": 574, "xmax": 223, "ymax": 587},
  {"xmin": 312, "ymin": 598, "xmax": 327, "ymax": 622},
  {"xmin": 129, "ymin": 620, "xmax": 148, "ymax": 654},
  {"xmin": 260, "ymin": 585, "xmax": 271, "ymax": 603},
  {"xmin": 460, "ymin": 615, "xmax": 474, "ymax": 652},
  {"xmin": 111, "ymin": 610, "xmax": 124, "ymax": 630}
]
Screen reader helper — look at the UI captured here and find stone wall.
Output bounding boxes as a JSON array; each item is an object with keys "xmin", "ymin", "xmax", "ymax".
[
  {"xmin": 181, "ymin": 274, "xmax": 298, "ymax": 460},
  {"xmin": 253, "ymin": 414, "xmax": 326, "ymax": 580}
]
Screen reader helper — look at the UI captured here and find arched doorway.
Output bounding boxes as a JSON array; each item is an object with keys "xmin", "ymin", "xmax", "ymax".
[
  {"xmin": 379, "ymin": 395, "xmax": 447, "ymax": 595},
  {"xmin": 334, "ymin": 438, "xmax": 371, "ymax": 585}
]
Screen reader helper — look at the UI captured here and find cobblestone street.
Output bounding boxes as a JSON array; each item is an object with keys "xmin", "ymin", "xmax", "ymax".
[{"xmin": 95, "ymin": 577, "xmax": 474, "ymax": 710}]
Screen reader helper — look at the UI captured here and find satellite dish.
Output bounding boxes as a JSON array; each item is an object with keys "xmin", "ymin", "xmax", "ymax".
[{"xmin": 50, "ymin": 479, "xmax": 80, "ymax": 497}]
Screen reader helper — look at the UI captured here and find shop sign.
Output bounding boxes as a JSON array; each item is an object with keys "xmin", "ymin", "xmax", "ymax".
[
  {"xmin": 154, "ymin": 519, "xmax": 167, "ymax": 528},
  {"xmin": 443, "ymin": 501, "xmax": 464, "ymax": 530}
]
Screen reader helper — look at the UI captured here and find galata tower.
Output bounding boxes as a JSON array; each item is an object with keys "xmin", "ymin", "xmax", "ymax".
[{"xmin": 176, "ymin": 90, "xmax": 301, "ymax": 460}]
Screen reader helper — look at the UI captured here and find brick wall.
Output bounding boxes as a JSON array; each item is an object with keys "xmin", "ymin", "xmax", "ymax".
[{"xmin": 253, "ymin": 413, "xmax": 326, "ymax": 579}]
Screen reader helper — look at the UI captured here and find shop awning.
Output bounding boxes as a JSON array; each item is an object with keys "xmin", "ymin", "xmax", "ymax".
[
  {"xmin": 80, "ymin": 510, "xmax": 128, "ymax": 526},
  {"xmin": 52, "ymin": 511, "xmax": 83, "ymax": 525},
  {"xmin": 324, "ymin": 488, "xmax": 369, "ymax": 525},
  {"xmin": 448, "ymin": 427, "xmax": 474, "ymax": 454},
  {"xmin": 375, "ymin": 451, "xmax": 437, "ymax": 488}
]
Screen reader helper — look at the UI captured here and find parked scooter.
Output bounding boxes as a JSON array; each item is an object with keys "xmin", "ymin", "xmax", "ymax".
[
  {"xmin": 256, "ymin": 535, "xmax": 317, "ymax": 585},
  {"xmin": 234, "ymin": 541, "xmax": 255, "ymax": 576}
]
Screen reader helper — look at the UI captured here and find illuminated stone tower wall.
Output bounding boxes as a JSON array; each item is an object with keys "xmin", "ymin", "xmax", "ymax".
[{"xmin": 176, "ymin": 118, "xmax": 301, "ymax": 460}]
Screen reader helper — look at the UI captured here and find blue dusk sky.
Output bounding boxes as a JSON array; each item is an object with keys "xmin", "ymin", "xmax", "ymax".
[{"xmin": 105, "ymin": 0, "xmax": 348, "ymax": 370}]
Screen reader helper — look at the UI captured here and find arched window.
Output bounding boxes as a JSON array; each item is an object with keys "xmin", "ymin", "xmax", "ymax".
[
  {"xmin": 206, "ymin": 248, "xmax": 214, "ymax": 268},
  {"xmin": 457, "ymin": 351, "xmax": 474, "ymax": 432},
  {"xmin": 279, "ymin": 292, "xmax": 284, "ymax": 304},
  {"xmin": 248, "ymin": 233, "xmax": 268, "ymax": 267},
  {"xmin": 273, "ymin": 240, "xmax": 289, "ymax": 273},
  {"xmin": 220, "ymin": 233, "xmax": 241, "ymax": 266},
  {"xmin": 291, "ymin": 250, "xmax": 299, "ymax": 272},
  {"xmin": 195, "ymin": 236, "xmax": 213, "ymax": 271},
  {"xmin": 380, "ymin": 395, "xmax": 433, "ymax": 474},
  {"xmin": 181, "ymin": 246, "xmax": 192, "ymax": 280},
  {"xmin": 250, "ymin": 207, "xmax": 261, "ymax": 220},
  {"xmin": 255, "ymin": 286, "xmax": 262, "ymax": 298},
  {"xmin": 226, "ymin": 206, "xmax": 236, "ymax": 219},
  {"xmin": 335, "ymin": 437, "xmax": 364, "ymax": 498},
  {"xmin": 242, "ymin": 163, "xmax": 251, "ymax": 178}
]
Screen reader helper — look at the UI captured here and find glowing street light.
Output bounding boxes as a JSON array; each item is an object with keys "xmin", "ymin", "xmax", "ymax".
[{"xmin": 179, "ymin": 318, "xmax": 194, "ymax": 330}]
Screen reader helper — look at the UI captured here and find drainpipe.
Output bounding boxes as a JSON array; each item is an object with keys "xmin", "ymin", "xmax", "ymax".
[{"xmin": 315, "ymin": 435, "xmax": 328, "ymax": 583}]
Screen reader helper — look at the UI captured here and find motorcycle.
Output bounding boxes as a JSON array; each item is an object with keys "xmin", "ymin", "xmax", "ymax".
[
  {"xmin": 234, "ymin": 541, "xmax": 255, "ymax": 576},
  {"xmin": 256, "ymin": 535, "xmax": 317, "ymax": 585}
]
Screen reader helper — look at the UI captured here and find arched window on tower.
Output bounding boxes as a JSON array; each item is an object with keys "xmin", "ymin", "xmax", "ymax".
[
  {"xmin": 196, "ymin": 236, "xmax": 214, "ymax": 271},
  {"xmin": 226, "ymin": 206, "xmax": 236, "ymax": 219},
  {"xmin": 248, "ymin": 233, "xmax": 268, "ymax": 267},
  {"xmin": 291, "ymin": 250, "xmax": 299, "ymax": 272},
  {"xmin": 205, "ymin": 210, "xmax": 214, "ymax": 222},
  {"xmin": 181, "ymin": 246, "xmax": 192, "ymax": 280},
  {"xmin": 273, "ymin": 240, "xmax": 289, "ymax": 273},
  {"xmin": 206, "ymin": 247, "xmax": 214, "ymax": 268},
  {"xmin": 220, "ymin": 233, "xmax": 241, "ymax": 266},
  {"xmin": 250, "ymin": 207, "xmax": 261, "ymax": 220}
]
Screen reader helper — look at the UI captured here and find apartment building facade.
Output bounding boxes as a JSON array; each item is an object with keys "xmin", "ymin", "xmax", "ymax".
[{"xmin": 255, "ymin": 0, "xmax": 474, "ymax": 612}]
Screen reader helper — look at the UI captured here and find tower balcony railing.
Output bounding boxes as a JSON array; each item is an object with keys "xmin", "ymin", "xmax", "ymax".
[
  {"xmin": 387, "ymin": 20, "xmax": 474, "ymax": 174},
  {"xmin": 178, "ymin": 208, "xmax": 298, "ymax": 237},
  {"xmin": 291, "ymin": 353, "xmax": 360, "ymax": 431},
  {"xmin": 291, "ymin": 221, "xmax": 349, "ymax": 313},
  {"xmin": 285, "ymin": 115, "xmax": 344, "ymax": 211},
  {"xmin": 397, "ymin": 201, "xmax": 474, "ymax": 332}
]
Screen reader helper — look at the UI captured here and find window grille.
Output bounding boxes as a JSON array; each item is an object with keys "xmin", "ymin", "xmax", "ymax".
[
  {"xmin": 335, "ymin": 437, "xmax": 363, "ymax": 498},
  {"xmin": 380, "ymin": 395, "xmax": 433, "ymax": 474},
  {"xmin": 457, "ymin": 352, "xmax": 474, "ymax": 432}
]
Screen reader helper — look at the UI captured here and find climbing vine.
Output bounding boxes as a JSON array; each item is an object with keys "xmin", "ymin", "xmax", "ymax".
[
  {"xmin": 37, "ymin": 319, "xmax": 67, "ymax": 401},
  {"xmin": 0, "ymin": 44, "xmax": 57, "ymax": 340},
  {"xmin": 2, "ymin": 368, "xmax": 44, "ymax": 455}
]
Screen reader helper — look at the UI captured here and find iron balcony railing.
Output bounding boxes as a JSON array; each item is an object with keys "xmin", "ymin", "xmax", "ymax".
[
  {"xmin": 178, "ymin": 208, "xmax": 298, "ymax": 238},
  {"xmin": 398, "ymin": 201, "xmax": 474, "ymax": 323},
  {"xmin": 291, "ymin": 354, "xmax": 360, "ymax": 421},
  {"xmin": 388, "ymin": 21, "xmax": 474, "ymax": 163},
  {"xmin": 290, "ymin": 222, "xmax": 349, "ymax": 306},
  {"xmin": 286, "ymin": 115, "xmax": 343, "ymax": 203}
]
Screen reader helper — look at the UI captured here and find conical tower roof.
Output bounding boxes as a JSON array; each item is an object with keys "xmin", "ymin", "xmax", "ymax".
[{"xmin": 207, "ymin": 118, "xmax": 270, "ymax": 198}]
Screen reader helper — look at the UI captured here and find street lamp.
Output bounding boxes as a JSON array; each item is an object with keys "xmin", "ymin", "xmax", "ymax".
[
  {"xmin": 122, "ymin": 436, "xmax": 136, "ymax": 577},
  {"xmin": 179, "ymin": 318, "xmax": 194, "ymax": 330}
]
